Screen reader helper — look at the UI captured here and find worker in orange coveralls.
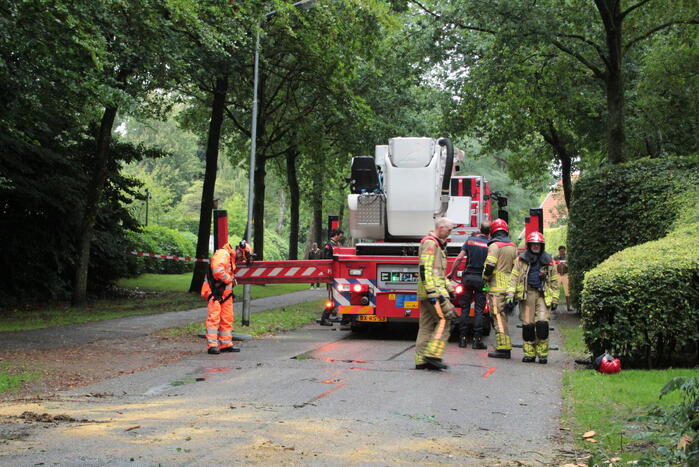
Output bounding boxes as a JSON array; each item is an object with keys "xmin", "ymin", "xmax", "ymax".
[{"xmin": 201, "ymin": 242, "xmax": 243, "ymax": 355}]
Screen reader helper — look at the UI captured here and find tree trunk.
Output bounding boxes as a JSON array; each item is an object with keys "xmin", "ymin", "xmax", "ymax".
[
  {"xmin": 560, "ymin": 149, "xmax": 573, "ymax": 211},
  {"xmin": 312, "ymin": 177, "xmax": 323, "ymax": 246},
  {"xmin": 541, "ymin": 122, "xmax": 573, "ymax": 210},
  {"xmin": 276, "ymin": 189, "xmax": 287, "ymax": 234},
  {"xmin": 311, "ymin": 152, "xmax": 324, "ymax": 245},
  {"xmin": 286, "ymin": 148, "xmax": 300, "ymax": 260},
  {"xmin": 71, "ymin": 105, "xmax": 119, "ymax": 306},
  {"xmin": 253, "ymin": 154, "xmax": 266, "ymax": 260},
  {"xmin": 303, "ymin": 218, "xmax": 316, "ymax": 259},
  {"xmin": 189, "ymin": 76, "xmax": 229, "ymax": 293},
  {"xmin": 595, "ymin": 0, "xmax": 625, "ymax": 164}
]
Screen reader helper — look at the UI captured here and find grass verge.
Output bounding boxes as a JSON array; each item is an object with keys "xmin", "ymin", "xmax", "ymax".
[
  {"xmin": 559, "ymin": 314, "xmax": 699, "ymax": 463},
  {"xmin": 0, "ymin": 292, "xmax": 203, "ymax": 332},
  {"xmin": 563, "ymin": 368, "xmax": 697, "ymax": 463},
  {"xmin": 163, "ymin": 300, "xmax": 323, "ymax": 338},
  {"xmin": 117, "ymin": 273, "xmax": 308, "ymax": 299},
  {"xmin": 0, "ymin": 275, "xmax": 311, "ymax": 332},
  {"xmin": 0, "ymin": 363, "xmax": 40, "ymax": 394},
  {"xmin": 557, "ymin": 316, "xmax": 589, "ymax": 360}
]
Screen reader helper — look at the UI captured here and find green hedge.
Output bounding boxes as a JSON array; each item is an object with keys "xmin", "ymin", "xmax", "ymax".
[
  {"xmin": 580, "ymin": 223, "xmax": 699, "ymax": 368},
  {"xmin": 569, "ymin": 156, "xmax": 699, "ymax": 307},
  {"xmin": 126, "ymin": 225, "xmax": 197, "ymax": 276}
]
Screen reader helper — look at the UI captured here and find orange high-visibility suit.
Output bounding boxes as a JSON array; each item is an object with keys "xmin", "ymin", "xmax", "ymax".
[{"xmin": 202, "ymin": 243, "xmax": 236, "ymax": 350}]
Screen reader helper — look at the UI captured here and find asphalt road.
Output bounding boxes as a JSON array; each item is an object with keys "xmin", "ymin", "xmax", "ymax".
[
  {"xmin": 0, "ymin": 289, "xmax": 326, "ymax": 352},
  {"xmin": 0, "ymin": 317, "xmax": 567, "ymax": 466}
]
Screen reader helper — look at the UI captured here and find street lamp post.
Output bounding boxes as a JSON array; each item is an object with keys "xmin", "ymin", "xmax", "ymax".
[
  {"xmin": 242, "ymin": 0, "xmax": 320, "ymax": 326},
  {"xmin": 145, "ymin": 189, "xmax": 151, "ymax": 226}
]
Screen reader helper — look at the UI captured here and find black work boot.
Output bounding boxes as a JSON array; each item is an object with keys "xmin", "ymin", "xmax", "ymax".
[
  {"xmin": 472, "ymin": 337, "xmax": 486, "ymax": 350},
  {"xmin": 207, "ymin": 347, "xmax": 220, "ymax": 355},
  {"xmin": 415, "ymin": 363, "xmax": 428, "ymax": 370},
  {"xmin": 424, "ymin": 357, "xmax": 449, "ymax": 370},
  {"xmin": 458, "ymin": 336, "xmax": 468, "ymax": 348},
  {"xmin": 220, "ymin": 346, "xmax": 240, "ymax": 353},
  {"xmin": 538, "ymin": 357, "xmax": 548, "ymax": 364},
  {"xmin": 522, "ymin": 356, "xmax": 536, "ymax": 363},
  {"xmin": 487, "ymin": 349, "xmax": 511, "ymax": 359}
]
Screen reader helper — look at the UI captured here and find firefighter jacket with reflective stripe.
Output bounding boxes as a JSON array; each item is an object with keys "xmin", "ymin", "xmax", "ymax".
[
  {"xmin": 417, "ymin": 234, "xmax": 453, "ymax": 300},
  {"xmin": 506, "ymin": 251, "xmax": 560, "ymax": 306},
  {"xmin": 482, "ymin": 235, "xmax": 517, "ymax": 293},
  {"xmin": 211, "ymin": 247, "xmax": 236, "ymax": 291}
]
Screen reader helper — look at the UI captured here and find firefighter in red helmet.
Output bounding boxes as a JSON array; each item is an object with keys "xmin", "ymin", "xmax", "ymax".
[
  {"xmin": 482, "ymin": 218, "xmax": 518, "ymax": 359},
  {"xmin": 506, "ymin": 231, "xmax": 559, "ymax": 363}
]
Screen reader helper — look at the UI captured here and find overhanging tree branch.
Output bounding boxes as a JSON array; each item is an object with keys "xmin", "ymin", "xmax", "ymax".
[
  {"xmin": 224, "ymin": 106, "xmax": 251, "ymax": 136},
  {"xmin": 551, "ymin": 40, "xmax": 605, "ymax": 79},
  {"xmin": 625, "ymin": 19, "xmax": 699, "ymax": 52},
  {"xmin": 556, "ymin": 33, "xmax": 610, "ymax": 68},
  {"xmin": 411, "ymin": 0, "xmax": 496, "ymax": 34},
  {"xmin": 620, "ymin": 0, "xmax": 654, "ymax": 20}
]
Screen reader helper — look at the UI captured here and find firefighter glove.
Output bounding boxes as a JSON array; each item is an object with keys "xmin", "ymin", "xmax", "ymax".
[
  {"xmin": 504, "ymin": 300, "xmax": 516, "ymax": 316},
  {"xmin": 427, "ymin": 297, "xmax": 437, "ymax": 305},
  {"xmin": 448, "ymin": 291, "xmax": 456, "ymax": 302},
  {"xmin": 443, "ymin": 306, "xmax": 458, "ymax": 321},
  {"xmin": 551, "ymin": 303, "xmax": 558, "ymax": 312}
]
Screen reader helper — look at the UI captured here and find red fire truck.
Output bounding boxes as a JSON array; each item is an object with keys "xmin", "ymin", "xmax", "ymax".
[{"xmin": 235, "ymin": 137, "xmax": 543, "ymax": 331}]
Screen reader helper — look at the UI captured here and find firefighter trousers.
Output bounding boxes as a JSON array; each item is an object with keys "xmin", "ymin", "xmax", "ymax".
[
  {"xmin": 415, "ymin": 300, "xmax": 452, "ymax": 364},
  {"xmin": 458, "ymin": 275, "xmax": 487, "ymax": 338},
  {"xmin": 488, "ymin": 292, "xmax": 512, "ymax": 351},
  {"xmin": 205, "ymin": 290, "xmax": 234, "ymax": 349},
  {"xmin": 519, "ymin": 287, "xmax": 550, "ymax": 357}
]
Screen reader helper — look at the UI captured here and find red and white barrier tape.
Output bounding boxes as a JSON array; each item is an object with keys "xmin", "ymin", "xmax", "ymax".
[{"xmin": 128, "ymin": 251, "xmax": 209, "ymax": 263}]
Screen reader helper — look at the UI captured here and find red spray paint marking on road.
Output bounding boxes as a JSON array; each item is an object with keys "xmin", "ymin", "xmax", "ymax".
[
  {"xmin": 481, "ymin": 366, "xmax": 496, "ymax": 378},
  {"xmin": 309, "ymin": 383, "xmax": 346, "ymax": 403}
]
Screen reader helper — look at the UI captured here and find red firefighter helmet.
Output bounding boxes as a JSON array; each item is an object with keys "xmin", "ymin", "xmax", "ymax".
[
  {"xmin": 491, "ymin": 218, "xmax": 509, "ymax": 234},
  {"xmin": 594, "ymin": 353, "xmax": 621, "ymax": 374},
  {"xmin": 526, "ymin": 231, "xmax": 545, "ymax": 245}
]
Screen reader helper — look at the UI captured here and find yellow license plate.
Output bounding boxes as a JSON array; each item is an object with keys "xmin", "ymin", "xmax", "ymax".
[
  {"xmin": 357, "ymin": 315, "xmax": 388, "ymax": 322},
  {"xmin": 404, "ymin": 301, "xmax": 418, "ymax": 309}
]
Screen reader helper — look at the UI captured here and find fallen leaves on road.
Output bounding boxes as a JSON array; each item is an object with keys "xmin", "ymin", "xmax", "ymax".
[{"xmin": 582, "ymin": 430, "xmax": 596, "ymax": 439}]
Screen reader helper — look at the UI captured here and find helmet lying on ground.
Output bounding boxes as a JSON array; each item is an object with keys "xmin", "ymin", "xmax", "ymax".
[{"xmin": 594, "ymin": 353, "xmax": 621, "ymax": 374}]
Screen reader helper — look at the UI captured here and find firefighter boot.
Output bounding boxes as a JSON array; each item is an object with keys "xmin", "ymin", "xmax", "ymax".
[
  {"xmin": 207, "ymin": 347, "xmax": 220, "ymax": 355},
  {"xmin": 459, "ymin": 335, "xmax": 468, "ymax": 348},
  {"xmin": 488, "ymin": 349, "xmax": 511, "ymax": 359},
  {"xmin": 472, "ymin": 336, "xmax": 486, "ymax": 350},
  {"xmin": 522, "ymin": 325, "xmax": 536, "ymax": 362},
  {"xmin": 220, "ymin": 346, "xmax": 240, "ymax": 353},
  {"xmin": 488, "ymin": 333, "xmax": 512, "ymax": 358},
  {"xmin": 522, "ymin": 343, "xmax": 536, "ymax": 363},
  {"xmin": 535, "ymin": 321, "xmax": 549, "ymax": 364},
  {"xmin": 424, "ymin": 356, "xmax": 449, "ymax": 371},
  {"xmin": 415, "ymin": 354, "xmax": 428, "ymax": 370},
  {"xmin": 536, "ymin": 342, "xmax": 549, "ymax": 364}
]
